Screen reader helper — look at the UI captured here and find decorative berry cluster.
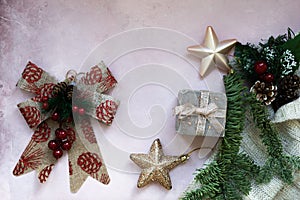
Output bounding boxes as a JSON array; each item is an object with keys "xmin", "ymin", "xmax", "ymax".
[
  {"xmin": 254, "ymin": 61, "xmax": 274, "ymax": 83},
  {"xmin": 48, "ymin": 128, "xmax": 73, "ymax": 159},
  {"xmin": 234, "ymin": 30, "xmax": 300, "ymax": 109},
  {"xmin": 40, "ymin": 79, "xmax": 90, "ymax": 159}
]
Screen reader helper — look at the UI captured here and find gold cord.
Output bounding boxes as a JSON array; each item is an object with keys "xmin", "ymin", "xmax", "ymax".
[{"xmin": 179, "ymin": 147, "xmax": 214, "ymax": 162}]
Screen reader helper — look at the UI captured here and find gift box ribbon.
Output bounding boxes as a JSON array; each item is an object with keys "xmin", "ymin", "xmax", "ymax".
[
  {"xmin": 175, "ymin": 91, "xmax": 225, "ymax": 134},
  {"xmin": 13, "ymin": 61, "xmax": 119, "ymax": 193}
]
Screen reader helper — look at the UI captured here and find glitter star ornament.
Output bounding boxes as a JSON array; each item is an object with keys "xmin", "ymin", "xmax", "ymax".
[
  {"xmin": 130, "ymin": 138, "xmax": 189, "ymax": 190},
  {"xmin": 187, "ymin": 26, "xmax": 237, "ymax": 77}
]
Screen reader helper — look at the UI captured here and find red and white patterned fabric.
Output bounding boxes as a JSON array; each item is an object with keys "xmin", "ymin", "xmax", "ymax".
[{"xmin": 96, "ymin": 100, "xmax": 118, "ymax": 125}]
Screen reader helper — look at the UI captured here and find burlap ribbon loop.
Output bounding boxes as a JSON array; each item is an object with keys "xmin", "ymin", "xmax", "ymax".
[
  {"xmin": 13, "ymin": 61, "xmax": 118, "ymax": 193},
  {"xmin": 175, "ymin": 103, "xmax": 218, "ymax": 119},
  {"xmin": 272, "ymin": 97, "xmax": 300, "ymax": 123}
]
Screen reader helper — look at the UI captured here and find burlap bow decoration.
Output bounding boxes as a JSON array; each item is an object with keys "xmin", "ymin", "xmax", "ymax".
[{"xmin": 13, "ymin": 61, "xmax": 119, "ymax": 193}]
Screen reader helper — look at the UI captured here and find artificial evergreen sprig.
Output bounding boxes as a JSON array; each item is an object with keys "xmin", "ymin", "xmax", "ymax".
[
  {"xmin": 44, "ymin": 82, "xmax": 93, "ymax": 123},
  {"xmin": 184, "ymin": 161, "xmax": 223, "ymax": 199},
  {"xmin": 233, "ymin": 29, "xmax": 300, "ymax": 109},
  {"xmin": 183, "ymin": 72, "xmax": 259, "ymax": 200},
  {"xmin": 47, "ymin": 94, "xmax": 72, "ymax": 121},
  {"xmin": 214, "ymin": 72, "xmax": 259, "ymax": 200},
  {"xmin": 282, "ymin": 29, "xmax": 300, "ymax": 62},
  {"xmin": 183, "ymin": 71, "xmax": 300, "ymax": 200},
  {"xmin": 233, "ymin": 29, "xmax": 299, "ymax": 85},
  {"xmin": 233, "ymin": 43, "xmax": 259, "ymax": 78},
  {"xmin": 248, "ymin": 93, "xmax": 300, "ymax": 184}
]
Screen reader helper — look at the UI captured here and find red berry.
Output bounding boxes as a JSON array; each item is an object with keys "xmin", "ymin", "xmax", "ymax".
[
  {"xmin": 42, "ymin": 102, "xmax": 49, "ymax": 110},
  {"xmin": 42, "ymin": 96, "xmax": 49, "ymax": 102},
  {"xmin": 72, "ymin": 105, "xmax": 79, "ymax": 113},
  {"xmin": 254, "ymin": 61, "xmax": 268, "ymax": 75},
  {"xmin": 264, "ymin": 73, "xmax": 274, "ymax": 83},
  {"xmin": 66, "ymin": 127, "xmax": 76, "ymax": 144},
  {"xmin": 62, "ymin": 141, "xmax": 72, "ymax": 151},
  {"xmin": 52, "ymin": 112, "xmax": 59, "ymax": 121},
  {"xmin": 53, "ymin": 149, "xmax": 63, "ymax": 159},
  {"xmin": 48, "ymin": 140, "xmax": 59, "ymax": 150},
  {"xmin": 78, "ymin": 108, "xmax": 85, "ymax": 115},
  {"xmin": 55, "ymin": 128, "xmax": 68, "ymax": 140}
]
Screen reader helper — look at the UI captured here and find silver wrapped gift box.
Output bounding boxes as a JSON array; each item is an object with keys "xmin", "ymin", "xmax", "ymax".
[{"xmin": 175, "ymin": 90, "xmax": 227, "ymax": 137}]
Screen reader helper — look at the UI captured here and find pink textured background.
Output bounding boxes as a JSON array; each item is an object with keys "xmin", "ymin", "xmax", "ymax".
[{"xmin": 1, "ymin": 1, "xmax": 300, "ymax": 200}]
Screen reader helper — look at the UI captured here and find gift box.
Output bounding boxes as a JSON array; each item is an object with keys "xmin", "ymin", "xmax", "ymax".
[{"xmin": 175, "ymin": 90, "xmax": 227, "ymax": 137}]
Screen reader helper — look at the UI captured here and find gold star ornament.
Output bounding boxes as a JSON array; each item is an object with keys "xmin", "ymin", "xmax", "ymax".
[
  {"xmin": 130, "ymin": 138, "xmax": 189, "ymax": 190},
  {"xmin": 187, "ymin": 26, "xmax": 237, "ymax": 77}
]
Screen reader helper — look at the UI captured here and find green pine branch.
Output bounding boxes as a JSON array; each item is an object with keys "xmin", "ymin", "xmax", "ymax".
[
  {"xmin": 215, "ymin": 73, "xmax": 259, "ymax": 200},
  {"xmin": 233, "ymin": 43, "xmax": 259, "ymax": 81},
  {"xmin": 247, "ymin": 94, "xmax": 300, "ymax": 184},
  {"xmin": 182, "ymin": 70, "xmax": 300, "ymax": 200},
  {"xmin": 45, "ymin": 87, "xmax": 93, "ymax": 123},
  {"xmin": 184, "ymin": 161, "xmax": 222, "ymax": 200},
  {"xmin": 47, "ymin": 94, "xmax": 72, "ymax": 121},
  {"xmin": 183, "ymin": 72, "xmax": 259, "ymax": 200},
  {"xmin": 233, "ymin": 29, "xmax": 299, "ymax": 83}
]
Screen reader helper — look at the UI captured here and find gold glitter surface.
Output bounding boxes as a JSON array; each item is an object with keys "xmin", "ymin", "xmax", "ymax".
[
  {"xmin": 187, "ymin": 26, "xmax": 236, "ymax": 77},
  {"xmin": 130, "ymin": 138, "xmax": 188, "ymax": 190}
]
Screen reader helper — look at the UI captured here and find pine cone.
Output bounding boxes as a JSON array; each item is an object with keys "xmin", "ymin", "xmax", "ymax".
[
  {"xmin": 52, "ymin": 82, "xmax": 74, "ymax": 102},
  {"xmin": 52, "ymin": 81, "xmax": 68, "ymax": 97},
  {"xmin": 274, "ymin": 74, "xmax": 300, "ymax": 109},
  {"xmin": 66, "ymin": 85, "xmax": 74, "ymax": 101},
  {"xmin": 250, "ymin": 80, "xmax": 277, "ymax": 105}
]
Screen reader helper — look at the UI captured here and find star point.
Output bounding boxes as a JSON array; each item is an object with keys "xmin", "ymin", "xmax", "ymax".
[
  {"xmin": 130, "ymin": 138, "xmax": 186, "ymax": 190},
  {"xmin": 188, "ymin": 26, "xmax": 237, "ymax": 77}
]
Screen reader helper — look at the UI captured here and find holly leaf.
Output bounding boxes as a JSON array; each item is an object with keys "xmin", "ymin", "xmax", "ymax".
[{"xmin": 282, "ymin": 33, "xmax": 300, "ymax": 62}]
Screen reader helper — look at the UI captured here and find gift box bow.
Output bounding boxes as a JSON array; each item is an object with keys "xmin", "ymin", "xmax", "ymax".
[
  {"xmin": 175, "ymin": 90, "xmax": 226, "ymax": 135},
  {"xmin": 13, "ymin": 61, "xmax": 119, "ymax": 193}
]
